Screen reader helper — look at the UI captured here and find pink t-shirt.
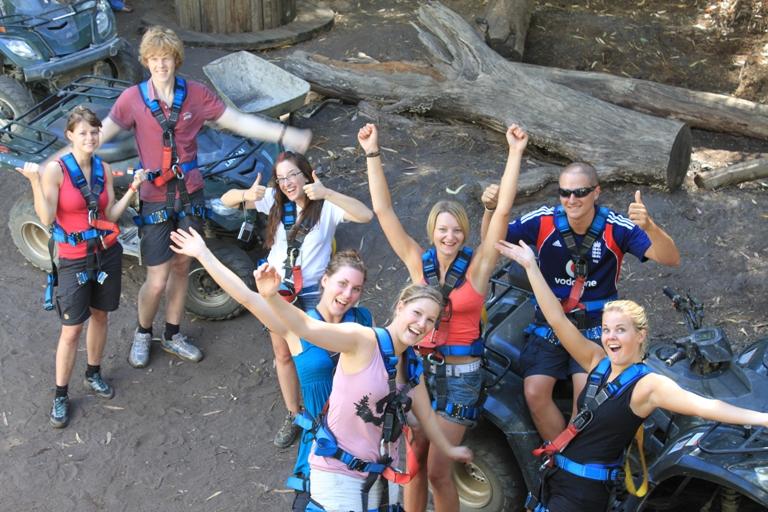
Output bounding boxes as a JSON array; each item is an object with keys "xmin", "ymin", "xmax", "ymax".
[
  {"xmin": 108, "ymin": 79, "xmax": 226, "ymax": 203},
  {"xmin": 310, "ymin": 340, "xmax": 404, "ymax": 479}
]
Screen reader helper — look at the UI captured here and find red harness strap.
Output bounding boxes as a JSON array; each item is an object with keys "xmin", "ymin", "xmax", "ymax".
[
  {"xmin": 89, "ymin": 217, "xmax": 120, "ymax": 249},
  {"xmin": 382, "ymin": 425, "xmax": 420, "ymax": 484},
  {"xmin": 532, "ymin": 423, "xmax": 580, "ymax": 465},
  {"xmin": 560, "ymin": 276, "xmax": 587, "ymax": 314}
]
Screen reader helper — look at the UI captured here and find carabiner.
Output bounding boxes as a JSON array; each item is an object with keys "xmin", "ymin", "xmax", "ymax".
[{"xmin": 172, "ymin": 163, "xmax": 184, "ymax": 180}]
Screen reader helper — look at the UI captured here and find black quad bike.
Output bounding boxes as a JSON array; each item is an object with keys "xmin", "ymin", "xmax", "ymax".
[
  {"xmin": 1, "ymin": 77, "xmax": 279, "ymax": 320},
  {"xmin": 452, "ymin": 263, "xmax": 768, "ymax": 511},
  {"xmin": 0, "ymin": 0, "xmax": 143, "ymax": 124}
]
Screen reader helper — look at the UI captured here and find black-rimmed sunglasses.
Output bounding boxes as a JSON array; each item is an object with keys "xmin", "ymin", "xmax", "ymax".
[{"xmin": 558, "ymin": 186, "xmax": 596, "ymax": 198}]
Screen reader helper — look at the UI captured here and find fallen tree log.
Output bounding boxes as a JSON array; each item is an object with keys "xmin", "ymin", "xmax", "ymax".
[
  {"xmin": 283, "ymin": 1, "xmax": 691, "ymax": 190},
  {"xmin": 517, "ymin": 63, "xmax": 768, "ymax": 141},
  {"xmin": 475, "ymin": 0, "xmax": 534, "ymax": 61},
  {"xmin": 694, "ymin": 158, "xmax": 768, "ymax": 189}
]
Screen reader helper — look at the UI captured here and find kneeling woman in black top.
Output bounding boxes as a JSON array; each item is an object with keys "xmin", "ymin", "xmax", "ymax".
[{"xmin": 496, "ymin": 239, "xmax": 768, "ymax": 512}]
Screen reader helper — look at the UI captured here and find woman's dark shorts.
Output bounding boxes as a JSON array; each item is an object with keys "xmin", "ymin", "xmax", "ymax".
[
  {"xmin": 139, "ymin": 189, "xmax": 205, "ymax": 266},
  {"xmin": 55, "ymin": 242, "xmax": 123, "ymax": 326},
  {"xmin": 520, "ymin": 331, "xmax": 602, "ymax": 380}
]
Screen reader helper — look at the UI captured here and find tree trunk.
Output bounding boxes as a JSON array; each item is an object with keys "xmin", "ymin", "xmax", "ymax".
[
  {"xmin": 516, "ymin": 63, "xmax": 768, "ymax": 141},
  {"xmin": 476, "ymin": 0, "xmax": 534, "ymax": 61},
  {"xmin": 694, "ymin": 158, "xmax": 768, "ymax": 189},
  {"xmin": 283, "ymin": 1, "xmax": 691, "ymax": 190}
]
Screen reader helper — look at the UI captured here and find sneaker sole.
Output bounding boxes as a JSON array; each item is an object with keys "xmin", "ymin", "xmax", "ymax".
[
  {"xmin": 50, "ymin": 414, "xmax": 69, "ymax": 429},
  {"xmin": 128, "ymin": 355, "xmax": 149, "ymax": 369},
  {"xmin": 160, "ymin": 343, "xmax": 204, "ymax": 363},
  {"xmin": 83, "ymin": 379, "xmax": 115, "ymax": 399}
]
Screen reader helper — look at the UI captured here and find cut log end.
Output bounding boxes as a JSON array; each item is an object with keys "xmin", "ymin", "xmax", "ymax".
[{"xmin": 666, "ymin": 125, "xmax": 692, "ymax": 191}]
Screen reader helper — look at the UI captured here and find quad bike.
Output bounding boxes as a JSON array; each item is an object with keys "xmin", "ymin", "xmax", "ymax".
[
  {"xmin": 1, "ymin": 76, "xmax": 280, "ymax": 320},
  {"xmin": 0, "ymin": 0, "xmax": 143, "ymax": 125},
  {"xmin": 452, "ymin": 262, "xmax": 768, "ymax": 511}
]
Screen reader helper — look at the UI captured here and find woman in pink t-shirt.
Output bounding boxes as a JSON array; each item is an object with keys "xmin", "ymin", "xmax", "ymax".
[{"xmin": 255, "ymin": 266, "xmax": 473, "ymax": 512}]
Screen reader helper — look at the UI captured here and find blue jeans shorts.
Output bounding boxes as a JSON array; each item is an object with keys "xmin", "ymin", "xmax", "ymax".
[
  {"xmin": 426, "ymin": 366, "xmax": 483, "ymax": 427},
  {"xmin": 296, "ymin": 283, "xmax": 320, "ymax": 312}
]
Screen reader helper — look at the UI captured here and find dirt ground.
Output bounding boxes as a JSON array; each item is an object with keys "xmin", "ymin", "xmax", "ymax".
[{"xmin": 1, "ymin": 1, "xmax": 767, "ymax": 511}]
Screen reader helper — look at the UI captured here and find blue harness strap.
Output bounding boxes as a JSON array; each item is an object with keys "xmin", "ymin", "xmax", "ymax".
[
  {"xmin": 421, "ymin": 245, "xmax": 473, "ymax": 301},
  {"xmin": 524, "ymin": 323, "xmax": 603, "ymax": 346},
  {"xmin": 552, "ymin": 205, "xmax": 611, "ymax": 316},
  {"xmin": 553, "ymin": 454, "xmax": 623, "ymax": 482},
  {"xmin": 435, "ymin": 338, "xmax": 484, "ymax": 357}
]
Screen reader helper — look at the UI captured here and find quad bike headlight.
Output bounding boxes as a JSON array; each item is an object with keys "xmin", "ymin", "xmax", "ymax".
[
  {"xmin": 3, "ymin": 39, "xmax": 42, "ymax": 60},
  {"xmin": 95, "ymin": 0, "xmax": 113, "ymax": 37}
]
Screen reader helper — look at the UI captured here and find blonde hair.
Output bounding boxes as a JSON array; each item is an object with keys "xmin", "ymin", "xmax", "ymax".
[
  {"xmin": 426, "ymin": 200, "xmax": 470, "ymax": 242},
  {"xmin": 603, "ymin": 300, "xmax": 648, "ymax": 332},
  {"xmin": 139, "ymin": 26, "xmax": 184, "ymax": 68}
]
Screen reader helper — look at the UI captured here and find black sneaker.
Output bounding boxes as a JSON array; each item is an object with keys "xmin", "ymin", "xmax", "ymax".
[
  {"xmin": 50, "ymin": 396, "xmax": 70, "ymax": 428},
  {"xmin": 84, "ymin": 372, "xmax": 115, "ymax": 399},
  {"xmin": 274, "ymin": 411, "xmax": 301, "ymax": 448}
]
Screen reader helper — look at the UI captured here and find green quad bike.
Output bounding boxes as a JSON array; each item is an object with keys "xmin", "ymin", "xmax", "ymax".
[{"xmin": 0, "ymin": 0, "xmax": 142, "ymax": 124}]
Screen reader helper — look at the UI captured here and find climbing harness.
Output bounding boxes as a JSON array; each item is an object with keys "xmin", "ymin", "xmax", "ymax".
[
  {"xmin": 296, "ymin": 327, "xmax": 422, "ymax": 511},
  {"xmin": 132, "ymin": 77, "xmax": 210, "ymax": 227},
  {"xmin": 526, "ymin": 357, "xmax": 651, "ymax": 511},
  {"xmin": 45, "ymin": 154, "xmax": 119, "ymax": 310}
]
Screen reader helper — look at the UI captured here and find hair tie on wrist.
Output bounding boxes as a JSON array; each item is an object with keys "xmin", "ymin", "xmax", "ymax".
[
  {"xmin": 366, "ymin": 151, "xmax": 381, "ymax": 158},
  {"xmin": 129, "ymin": 183, "xmax": 138, "ymax": 193}
]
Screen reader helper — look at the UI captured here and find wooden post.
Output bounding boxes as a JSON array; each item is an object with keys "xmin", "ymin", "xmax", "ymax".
[{"xmin": 175, "ymin": 0, "xmax": 296, "ymax": 33}]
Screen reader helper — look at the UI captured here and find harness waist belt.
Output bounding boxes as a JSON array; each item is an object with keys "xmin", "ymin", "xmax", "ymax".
[
  {"xmin": 525, "ymin": 323, "xmax": 602, "ymax": 345},
  {"xmin": 553, "ymin": 454, "xmax": 623, "ymax": 482},
  {"xmin": 420, "ymin": 338, "xmax": 484, "ymax": 358},
  {"xmin": 531, "ymin": 295, "xmax": 615, "ymax": 313},
  {"xmin": 426, "ymin": 360, "xmax": 481, "ymax": 377},
  {"xmin": 133, "ymin": 204, "xmax": 211, "ymax": 226}
]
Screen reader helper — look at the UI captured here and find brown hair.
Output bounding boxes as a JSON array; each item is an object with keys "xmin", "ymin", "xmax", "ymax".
[
  {"xmin": 394, "ymin": 283, "xmax": 443, "ymax": 312},
  {"xmin": 139, "ymin": 26, "xmax": 184, "ymax": 68},
  {"xmin": 265, "ymin": 151, "xmax": 324, "ymax": 248},
  {"xmin": 425, "ymin": 200, "xmax": 470, "ymax": 242},
  {"xmin": 65, "ymin": 105, "xmax": 102, "ymax": 133},
  {"xmin": 324, "ymin": 249, "xmax": 367, "ymax": 282}
]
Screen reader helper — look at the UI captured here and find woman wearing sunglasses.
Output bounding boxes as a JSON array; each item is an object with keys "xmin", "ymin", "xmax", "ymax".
[
  {"xmin": 358, "ymin": 122, "xmax": 528, "ymax": 511},
  {"xmin": 220, "ymin": 151, "xmax": 373, "ymax": 448},
  {"xmin": 480, "ymin": 163, "xmax": 679, "ymax": 446}
]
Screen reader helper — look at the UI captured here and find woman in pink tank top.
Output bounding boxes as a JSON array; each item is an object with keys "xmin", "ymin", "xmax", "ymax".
[
  {"xmin": 359, "ymin": 122, "xmax": 529, "ymax": 511},
  {"xmin": 256, "ymin": 267, "xmax": 473, "ymax": 512},
  {"xmin": 16, "ymin": 106, "xmax": 145, "ymax": 429}
]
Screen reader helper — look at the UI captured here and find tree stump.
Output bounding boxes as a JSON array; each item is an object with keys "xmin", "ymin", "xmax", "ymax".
[{"xmin": 175, "ymin": 0, "xmax": 296, "ymax": 33}]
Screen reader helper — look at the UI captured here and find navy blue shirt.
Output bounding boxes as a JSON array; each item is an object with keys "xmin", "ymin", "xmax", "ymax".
[{"xmin": 507, "ymin": 205, "xmax": 651, "ymax": 320}]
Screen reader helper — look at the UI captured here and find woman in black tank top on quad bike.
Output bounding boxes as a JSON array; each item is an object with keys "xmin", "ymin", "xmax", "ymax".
[{"xmin": 496, "ymin": 239, "xmax": 768, "ymax": 512}]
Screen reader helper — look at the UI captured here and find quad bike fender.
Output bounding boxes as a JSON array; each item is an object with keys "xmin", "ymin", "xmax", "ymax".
[
  {"xmin": 482, "ymin": 370, "xmax": 543, "ymax": 490},
  {"xmin": 22, "ymin": 37, "xmax": 123, "ymax": 81},
  {"xmin": 646, "ymin": 429, "xmax": 768, "ymax": 508}
]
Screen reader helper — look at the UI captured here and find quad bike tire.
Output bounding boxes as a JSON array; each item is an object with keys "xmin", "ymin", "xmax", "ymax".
[
  {"xmin": 9, "ymin": 192, "xmax": 53, "ymax": 271},
  {"xmin": 92, "ymin": 45, "xmax": 144, "ymax": 84},
  {"xmin": 0, "ymin": 76, "xmax": 35, "ymax": 126},
  {"xmin": 454, "ymin": 424, "xmax": 526, "ymax": 511},
  {"xmin": 186, "ymin": 242, "xmax": 254, "ymax": 321}
]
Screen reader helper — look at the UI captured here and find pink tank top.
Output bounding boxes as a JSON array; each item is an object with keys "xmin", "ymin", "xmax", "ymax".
[
  {"xmin": 309, "ymin": 342, "xmax": 396, "ymax": 479},
  {"xmin": 419, "ymin": 275, "xmax": 484, "ymax": 349},
  {"xmin": 56, "ymin": 158, "xmax": 111, "ymax": 260}
]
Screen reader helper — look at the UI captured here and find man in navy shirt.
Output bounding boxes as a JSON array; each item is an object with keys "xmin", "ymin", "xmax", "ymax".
[{"xmin": 481, "ymin": 163, "xmax": 679, "ymax": 441}]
